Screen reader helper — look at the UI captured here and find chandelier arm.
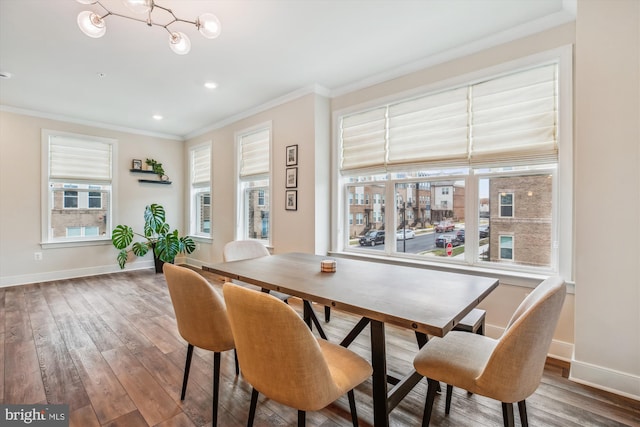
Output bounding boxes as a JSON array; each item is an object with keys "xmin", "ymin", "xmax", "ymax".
[{"xmin": 152, "ymin": 3, "xmax": 198, "ymax": 26}]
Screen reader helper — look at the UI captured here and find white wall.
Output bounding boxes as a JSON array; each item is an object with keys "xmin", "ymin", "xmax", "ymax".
[
  {"xmin": 0, "ymin": 111, "xmax": 186, "ymax": 285},
  {"xmin": 573, "ymin": 0, "xmax": 640, "ymax": 399},
  {"xmin": 184, "ymin": 92, "xmax": 331, "ymax": 266}
]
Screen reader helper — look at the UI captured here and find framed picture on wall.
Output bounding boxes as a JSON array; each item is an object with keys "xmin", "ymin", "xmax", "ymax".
[
  {"xmin": 286, "ymin": 144, "xmax": 298, "ymax": 166},
  {"xmin": 132, "ymin": 159, "xmax": 143, "ymax": 170},
  {"xmin": 285, "ymin": 190, "xmax": 297, "ymax": 211},
  {"xmin": 285, "ymin": 167, "xmax": 297, "ymax": 188}
]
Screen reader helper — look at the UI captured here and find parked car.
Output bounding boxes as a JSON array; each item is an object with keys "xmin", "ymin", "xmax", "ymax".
[
  {"xmin": 435, "ymin": 221, "xmax": 455, "ymax": 233},
  {"xmin": 396, "ymin": 229, "xmax": 416, "ymax": 240},
  {"xmin": 435, "ymin": 234, "xmax": 461, "ymax": 248},
  {"xmin": 456, "ymin": 229, "xmax": 465, "ymax": 242},
  {"xmin": 359, "ymin": 230, "xmax": 385, "ymax": 246},
  {"xmin": 479, "ymin": 225, "xmax": 490, "ymax": 238}
]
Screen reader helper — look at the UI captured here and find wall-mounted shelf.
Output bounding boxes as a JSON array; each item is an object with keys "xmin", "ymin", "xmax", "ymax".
[
  {"xmin": 130, "ymin": 168, "xmax": 156, "ymax": 174},
  {"xmin": 130, "ymin": 169, "xmax": 171, "ymax": 184},
  {"xmin": 138, "ymin": 179, "xmax": 172, "ymax": 184}
]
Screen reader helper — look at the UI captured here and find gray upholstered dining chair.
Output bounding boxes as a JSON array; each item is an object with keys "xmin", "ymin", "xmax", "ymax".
[
  {"xmin": 222, "ymin": 240, "xmax": 291, "ymax": 302},
  {"xmin": 222, "ymin": 282, "xmax": 373, "ymax": 427},
  {"xmin": 163, "ymin": 263, "xmax": 238, "ymax": 427},
  {"xmin": 413, "ymin": 276, "xmax": 566, "ymax": 427}
]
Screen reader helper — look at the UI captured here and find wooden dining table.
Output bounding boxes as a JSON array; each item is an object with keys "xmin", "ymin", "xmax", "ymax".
[{"xmin": 204, "ymin": 252, "xmax": 499, "ymax": 427}]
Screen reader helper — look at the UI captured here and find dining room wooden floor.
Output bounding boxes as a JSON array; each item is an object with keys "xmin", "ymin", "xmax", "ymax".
[{"xmin": 1, "ymin": 268, "xmax": 639, "ymax": 427}]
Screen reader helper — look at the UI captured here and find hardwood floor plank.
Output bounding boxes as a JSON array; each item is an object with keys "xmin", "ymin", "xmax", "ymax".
[
  {"xmin": 32, "ymin": 320, "xmax": 91, "ymax": 411},
  {"xmin": 102, "ymin": 346, "xmax": 182, "ymax": 426},
  {"xmin": 68, "ymin": 346, "xmax": 137, "ymax": 424},
  {"xmin": 69, "ymin": 404, "xmax": 101, "ymax": 427},
  {"xmin": 4, "ymin": 340, "xmax": 46, "ymax": 403},
  {"xmin": 2, "ymin": 269, "xmax": 637, "ymax": 427}
]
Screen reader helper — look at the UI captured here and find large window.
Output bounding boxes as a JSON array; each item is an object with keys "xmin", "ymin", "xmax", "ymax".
[
  {"xmin": 42, "ymin": 130, "xmax": 114, "ymax": 244},
  {"xmin": 335, "ymin": 51, "xmax": 572, "ymax": 278},
  {"xmin": 190, "ymin": 143, "xmax": 212, "ymax": 238},
  {"xmin": 237, "ymin": 125, "xmax": 271, "ymax": 243}
]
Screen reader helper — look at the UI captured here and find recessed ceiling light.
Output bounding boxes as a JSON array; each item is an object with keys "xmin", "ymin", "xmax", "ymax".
[
  {"xmin": 153, "ymin": 114, "xmax": 163, "ymax": 121},
  {"xmin": 0, "ymin": 71, "xmax": 12, "ymax": 79},
  {"xmin": 204, "ymin": 81, "xmax": 218, "ymax": 89}
]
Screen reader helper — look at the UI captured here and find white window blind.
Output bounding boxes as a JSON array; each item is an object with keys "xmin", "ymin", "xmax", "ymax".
[
  {"xmin": 388, "ymin": 87, "xmax": 469, "ymax": 167},
  {"xmin": 49, "ymin": 135, "xmax": 112, "ymax": 181},
  {"xmin": 470, "ymin": 64, "xmax": 557, "ymax": 166},
  {"xmin": 340, "ymin": 107, "xmax": 387, "ymax": 172},
  {"xmin": 240, "ymin": 129, "xmax": 270, "ymax": 178},
  {"xmin": 191, "ymin": 145, "xmax": 211, "ymax": 186},
  {"xmin": 340, "ymin": 63, "xmax": 558, "ymax": 173}
]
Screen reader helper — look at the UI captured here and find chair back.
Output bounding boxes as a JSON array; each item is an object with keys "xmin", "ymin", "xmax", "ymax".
[
  {"xmin": 477, "ymin": 276, "xmax": 566, "ymax": 402},
  {"xmin": 163, "ymin": 263, "xmax": 234, "ymax": 352},
  {"xmin": 222, "ymin": 282, "xmax": 341, "ymax": 411},
  {"xmin": 223, "ymin": 240, "xmax": 270, "ymax": 262}
]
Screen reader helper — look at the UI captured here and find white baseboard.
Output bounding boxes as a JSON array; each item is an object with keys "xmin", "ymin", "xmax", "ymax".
[
  {"xmin": 0, "ymin": 260, "xmax": 154, "ymax": 288},
  {"xmin": 570, "ymin": 359, "xmax": 640, "ymax": 401}
]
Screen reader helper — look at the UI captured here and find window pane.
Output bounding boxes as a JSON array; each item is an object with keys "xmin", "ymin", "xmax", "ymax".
[
  {"xmin": 479, "ymin": 174, "xmax": 552, "ymax": 267},
  {"xmin": 394, "ymin": 180, "xmax": 465, "ymax": 257},
  {"xmin": 347, "ymin": 183, "xmax": 385, "ymax": 250},
  {"xmin": 50, "ymin": 183, "xmax": 110, "ymax": 240},
  {"xmin": 195, "ymin": 190, "xmax": 211, "ymax": 235},
  {"xmin": 245, "ymin": 184, "xmax": 269, "ymax": 242}
]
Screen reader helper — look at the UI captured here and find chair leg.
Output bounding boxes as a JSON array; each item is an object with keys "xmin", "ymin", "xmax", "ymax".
[
  {"xmin": 234, "ymin": 349, "xmax": 239, "ymax": 376},
  {"xmin": 422, "ymin": 378, "xmax": 439, "ymax": 427},
  {"xmin": 347, "ymin": 389, "xmax": 359, "ymax": 427},
  {"xmin": 445, "ymin": 384, "xmax": 453, "ymax": 414},
  {"xmin": 248, "ymin": 388, "xmax": 259, "ymax": 427},
  {"xmin": 297, "ymin": 410, "xmax": 306, "ymax": 427},
  {"xmin": 518, "ymin": 400, "xmax": 528, "ymax": 427},
  {"xmin": 325, "ymin": 306, "xmax": 331, "ymax": 322},
  {"xmin": 212, "ymin": 352, "xmax": 221, "ymax": 427},
  {"xmin": 180, "ymin": 344, "xmax": 194, "ymax": 400},
  {"xmin": 502, "ymin": 402, "xmax": 515, "ymax": 427}
]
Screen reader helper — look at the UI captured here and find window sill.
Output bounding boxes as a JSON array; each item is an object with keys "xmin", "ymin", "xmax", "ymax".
[
  {"xmin": 41, "ymin": 238, "xmax": 113, "ymax": 250},
  {"xmin": 327, "ymin": 250, "xmax": 575, "ymax": 293}
]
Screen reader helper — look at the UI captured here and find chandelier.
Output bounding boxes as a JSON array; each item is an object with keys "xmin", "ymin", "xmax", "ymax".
[{"xmin": 76, "ymin": 0, "xmax": 221, "ymax": 55}]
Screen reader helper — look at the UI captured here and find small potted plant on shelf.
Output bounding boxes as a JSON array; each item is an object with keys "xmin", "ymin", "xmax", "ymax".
[
  {"xmin": 111, "ymin": 203, "xmax": 196, "ymax": 273},
  {"xmin": 145, "ymin": 158, "xmax": 169, "ymax": 180}
]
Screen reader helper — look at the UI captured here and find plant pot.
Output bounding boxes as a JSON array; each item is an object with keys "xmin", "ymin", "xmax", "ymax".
[{"xmin": 154, "ymin": 254, "xmax": 174, "ymax": 274}]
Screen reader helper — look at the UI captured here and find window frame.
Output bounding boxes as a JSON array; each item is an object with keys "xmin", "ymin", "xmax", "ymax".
[
  {"xmin": 41, "ymin": 129, "xmax": 117, "ymax": 248},
  {"xmin": 330, "ymin": 46, "xmax": 574, "ymax": 285},
  {"xmin": 235, "ymin": 122, "xmax": 273, "ymax": 245},
  {"xmin": 189, "ymin": 142, "xmax": 212, "ymax": 240}
]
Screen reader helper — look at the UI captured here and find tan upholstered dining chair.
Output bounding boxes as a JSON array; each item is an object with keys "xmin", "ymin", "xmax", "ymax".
[
  {"xmin": 222, "ymin": 282, "xmax": 373, "ymax": 427},
  {"xmin": 163, "ymin": 263, "xmax": 238, "ymax": 427},
  {"xmin": 413, "ymin": 276, "xmax": 566, "ymax": 427}
]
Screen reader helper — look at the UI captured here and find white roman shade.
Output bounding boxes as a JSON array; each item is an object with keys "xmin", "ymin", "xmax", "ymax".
[
  {"xmin": 388, "ymin": 87, "xmax": 469, "ymax": 168},
  {"xmin": 240, "ymin": 129, "xmax": 270, "ymax": 178},
  {"xmin": 470, "ymin": 64, "xmax": 558, "ymax": 166},
  {"xmin": 49, "ymin": 135, "xmax": 112, "ymax": 181},
  {"xmin": 339, "ymin": 63, "xmax": 559, "ymax": 173},
  {"xmin": 340, "ymin": 107, "xmax": 387, "ymax": 172},
  {"xmin": 192, "ymin": 144, "xmax": 211, "ymax": 186}
]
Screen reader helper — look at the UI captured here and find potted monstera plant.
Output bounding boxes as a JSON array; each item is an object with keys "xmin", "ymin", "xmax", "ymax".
[{"xmin": 112, "ymin": 203, "xmax": 196, "ymax": 272}]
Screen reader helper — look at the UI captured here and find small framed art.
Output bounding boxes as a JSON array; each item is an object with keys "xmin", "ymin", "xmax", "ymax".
[
  {"xmin": 286, "ymin": 144, "xmax": 298, "ymax": 166},
  {"xmin": 285, "ymin": 167, "xmax": 297, "ymax": 188},
  {"xmin": 132, "ymin": 159, "xmax": 143, "ymax": 170},
  {"xmin": 285, "ymin": 190, "xmax": 297, "ymax": 211}
]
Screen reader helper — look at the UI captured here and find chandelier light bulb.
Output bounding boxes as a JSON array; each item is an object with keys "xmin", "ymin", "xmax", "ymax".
[
  {"xmin": 77, "ymin": 11, "xmax": 106, "ymax": 38},
  {"xmin": 169, "ymin": 31, "xmax": 191, "ymax": 55},
  {"xmin": 197, "ymin": 13, "xmax": 221, "ymax": 39},
  {"xmin": 122, "ymin": 0, "xmax": 153, "ymax": 14}
]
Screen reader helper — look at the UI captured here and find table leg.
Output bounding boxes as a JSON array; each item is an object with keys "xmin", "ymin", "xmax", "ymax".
[{"xmin": 370, "ymin": 320, "xmax": 389, "ymax": 427}]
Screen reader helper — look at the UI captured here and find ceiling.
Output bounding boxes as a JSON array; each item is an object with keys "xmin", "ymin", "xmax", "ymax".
[{"xmin": 0, "ymin": 0, "xmax": 575, "ymax": 140}]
